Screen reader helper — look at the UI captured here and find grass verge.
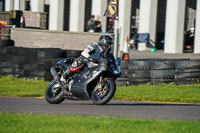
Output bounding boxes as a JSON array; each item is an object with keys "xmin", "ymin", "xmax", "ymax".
[
  {"xmin": 0, "ymin": 76, "xmax": 200, "ymax": 103},
  {"xmin": 114, "ymin": 83, "xmax": 200, "ymax": 103},
  {"xmin": 0, "ymin": 112, "xmax": 200, "ymax": 133},
  {"xmin": 0, "ymin": 76, "xmax": 48, "ymax": 97}
]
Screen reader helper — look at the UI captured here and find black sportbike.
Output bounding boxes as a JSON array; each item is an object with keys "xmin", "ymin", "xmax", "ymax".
[{"xmin": 45, "ymin": 52, "xmax": 121, "ymax": 105}]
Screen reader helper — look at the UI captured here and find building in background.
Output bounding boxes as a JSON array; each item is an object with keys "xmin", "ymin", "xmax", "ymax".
[
  {"xmin": 0, "ymin": 0, "xmax": 5, "ymax": 11},
  {"xmin": 1, "ymin": 0, "xmax": 200, "ymax": 54}
]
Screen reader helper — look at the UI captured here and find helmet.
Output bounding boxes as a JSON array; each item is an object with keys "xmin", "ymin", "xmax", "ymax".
[{"xmin": 98, "ymin": 35, "xmax": 113, "ymax": 50}]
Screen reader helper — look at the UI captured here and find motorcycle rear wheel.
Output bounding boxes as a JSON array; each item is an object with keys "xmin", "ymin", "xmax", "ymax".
[
  {"xmin": 91, "ymin": 77, "xmax": 116, "ymax": 105},
  {"xmin": 45, "ymin": 80, "xmax": 64, "ymax": 104}
]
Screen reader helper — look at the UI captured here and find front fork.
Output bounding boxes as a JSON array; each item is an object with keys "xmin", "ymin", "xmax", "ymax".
[
  {"xmin": 100, "ymin": 75, "xmax": 103, "ymax": 82},
  {"xmin": 98, "ymin": 75, "xmax": 103, "ymax": 88},
  {"xmin": 95, "ymin": 75, "xmax": 107, "ymax": 96}
]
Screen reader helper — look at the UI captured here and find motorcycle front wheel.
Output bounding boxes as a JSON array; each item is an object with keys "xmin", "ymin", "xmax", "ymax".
[
  {"xmin": 45, "ymin": 80, "xmax": 64, "ymax": 104},
  {"xmin": 91, "ymin": 77, "xmax": 116, "ymax": 105}
]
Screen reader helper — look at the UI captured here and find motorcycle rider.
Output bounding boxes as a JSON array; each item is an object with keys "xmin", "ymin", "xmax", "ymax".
[{"xmin": 60, "ymin": 35, "xmax": 113, "ymax": 82}]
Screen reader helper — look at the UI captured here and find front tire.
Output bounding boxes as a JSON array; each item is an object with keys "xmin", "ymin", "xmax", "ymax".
[
  {"xmin": 91, "ymin": 78, "xmax": 116, "ymax": 105},
  {"xmin": 45, "ymin": 80, "xmax": 64, "ymax": 104}
]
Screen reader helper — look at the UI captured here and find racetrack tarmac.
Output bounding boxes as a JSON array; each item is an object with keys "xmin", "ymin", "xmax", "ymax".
[{"xmin": 0, "ymin": 97, "xmax": 200, "ymax": 121}]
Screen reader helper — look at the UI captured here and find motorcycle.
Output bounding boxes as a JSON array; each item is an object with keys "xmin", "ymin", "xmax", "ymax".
[{"xmin": 45, "ymin": 51, "xmax": 121, "ymax": 105}]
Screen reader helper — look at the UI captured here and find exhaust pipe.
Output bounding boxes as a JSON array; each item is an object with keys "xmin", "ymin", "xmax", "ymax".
[
  {"xmin": 50, "ymin": 67, "xmax": 66, "ymax": 92},
  {"xmin": 50, "ymin": 67, "xmax": 59, "ymax": 80}
]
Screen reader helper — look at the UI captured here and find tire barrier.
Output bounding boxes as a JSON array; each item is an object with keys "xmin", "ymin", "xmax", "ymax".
[
  {"xmin": 150, "ymin": 59, "xmax": 175, "ymax": 84},
  {"xmin": 1, "ymin": 46, "xmax": 200, "ymax": 85},
  {"xmin": 115, "ymin": 78, "xmax": 129, "ymax": 86},
  {"xmin": 66, "ymin": 50, "xmax": 82, "ymax": 59},
  {"xmin": 174, "ymin": 60, "xmax": 200, "ymax": 85},
  {"xmin": 150, "ymin": 59, "xmax": 175, "ymax": 70},
  {"xmin": 175, "ymin": 60, "xmax": 200, "ymax": 69},
  {"xmin": 128, "ymin": 69, "xmax": 151, "ymax": 79},
  {"xmin": 120, "ymin": 69, "xmax": 129, "ymax": 78},
  {"xmin": 128, "ymin": 59, "xmax": 151, "ymax": 85},
  {"xmin": 128, "ymin": 59, "xmax": 151, "ymax": 70},
  {"xmin": 120, "ymin": 61, "xmax": 129, "ymax": 79},
  {"xmin": 0, "ymin": 46, "xmax": 82, "ymax": 80},
  {"xmin": 116, "ymin": 59, "xmax": 200, "ymax": 85},
  {"xmin": 0, "ymin": 40, "xmax": 14, "ymax": 47}
]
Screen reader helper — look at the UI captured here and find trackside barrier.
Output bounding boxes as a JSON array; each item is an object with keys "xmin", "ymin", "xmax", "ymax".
[
  {"xmin": 0, "ymin": 45, "xmax": 199, "ymax": 85},
  {"xmin": 116, "ymin": 59, "xmax": 200, "ymax": 86},
  {"xmin": 0, "ymin": 46, "xmax": 82, "ymax": 81}
]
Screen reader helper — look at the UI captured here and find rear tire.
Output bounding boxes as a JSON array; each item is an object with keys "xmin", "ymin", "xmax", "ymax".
[
  {"xmin": 45, "ymin": 80, "xmax": 64, "ymax": 104},
  {"xmin": 91, "ymin": 78, "xmax": 116, "ymax": 105}
]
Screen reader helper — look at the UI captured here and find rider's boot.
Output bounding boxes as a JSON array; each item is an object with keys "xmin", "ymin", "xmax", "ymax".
[{"xmin": 60, "ymin": 68, "xmax": 75, "ymax": 83}]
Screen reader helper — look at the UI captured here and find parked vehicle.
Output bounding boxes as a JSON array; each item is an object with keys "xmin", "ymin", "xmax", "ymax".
[{"xmin": 45, "ymin": 52, "xmax": 121, "ymax": 105}]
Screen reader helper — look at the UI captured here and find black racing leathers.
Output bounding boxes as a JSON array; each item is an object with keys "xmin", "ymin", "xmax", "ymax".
[{"xmin": 63, "ymin": 43, "xmax": 103, "ymax": 79}]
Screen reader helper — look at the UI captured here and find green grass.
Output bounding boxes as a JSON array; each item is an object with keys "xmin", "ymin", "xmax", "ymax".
[
  {"xmin": 114, "ymin": 83, "xmax": 200, "ymax": 103},
  {"xmin": 0, "ymin": 76, "xmax": 200, "ymax": 103},
  {"xmin": 0, "ymin": 76, "xmax": 49, "ymax": 97},
  {"xmin": 0, "ymin": 112, "xmax": 200, "ymax": 133}
]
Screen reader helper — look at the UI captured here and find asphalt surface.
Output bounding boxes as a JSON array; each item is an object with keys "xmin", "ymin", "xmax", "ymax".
[{"xmin": 0, "ymin": 97, "xmax": 200, "ymax": 121}]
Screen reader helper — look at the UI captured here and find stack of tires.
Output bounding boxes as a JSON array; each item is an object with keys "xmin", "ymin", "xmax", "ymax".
[
  {"xmin": 32, "ymin": 48, "xmax": 66, "ymax": 80},
  {"xmin": 128, "ymin": 59, "xmax": 151, "ymax": 85},
  {"xmin": 66, "ymin": 50, "xmax": 82, "ymax": 59},
  {"xmin": 116, "ymin": 61, "xmax": 129, "ymax": 86},
  {"xmin": 0, "ymin": 40, "xmax": 14, "ymax": 47},
  {"xmin": 0, "ymin": 46, "xmax": 66, "ymax": 80},
  {"xmin": 1, "ymin": 45, "xmax": 200, "ymax": 85},
  {"xmin": 0, "ymin": 47, "xmax": 16, "ymax": 76},
  {"xmin": 117, "ymin": 59, "xmax": 200, "ymax": 86},
  {"xmin": 0, "ymin": 45, "xmax": 85, "ymax": 81},
  {"xmin": 0, "ymin": 62, "xmax": 13, "ymax": 76},
  {"xmin": 150, "ymin": 59, "xmax": 175, "ymax": 84},
  {"xmin": 175, "ymin": 59, "xmax": 200, "ymax": 85}
]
